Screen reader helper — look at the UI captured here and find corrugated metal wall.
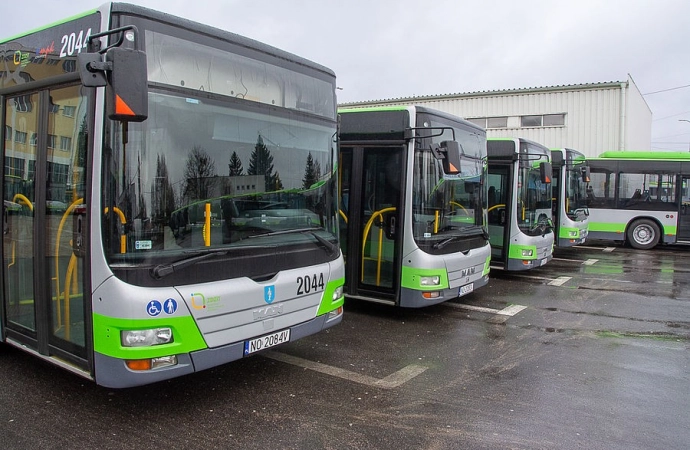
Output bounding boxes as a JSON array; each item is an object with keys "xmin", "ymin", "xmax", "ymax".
[{"xmin": 340, "ymin": 79, "xmax": 652, "ymax": 158}]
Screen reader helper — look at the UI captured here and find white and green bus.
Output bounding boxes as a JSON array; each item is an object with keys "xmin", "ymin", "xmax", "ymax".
[
  {"xmin": 487, "ymin": 138, "xmax": 554, "ymax": 270},
  {"xmin": 338, "ymin": 106, "xmax": 491, "ymax": 307},
  {"xmin": 585, "ymin": 151, "xmax": 690, "ymax": 249},
  {"xmin": 551, "ymin": 148, "xmax": 590, "ymax": 247},
  {"xmin": 1, "ymin": 3, "xmax": 344, "ymax": 387}
]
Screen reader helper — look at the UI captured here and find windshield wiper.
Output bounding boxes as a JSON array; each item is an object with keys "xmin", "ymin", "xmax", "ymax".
[
  {"xmin": 150, "ymin": 249, "xmax": 231, "ymax": 279},
  {"xmin": 247, "ymin": 227, "xmax": 339, "ymax": 255},
  {"xmin": 432, "ymin": 227, "xmax": 487, "ymax": 249}
]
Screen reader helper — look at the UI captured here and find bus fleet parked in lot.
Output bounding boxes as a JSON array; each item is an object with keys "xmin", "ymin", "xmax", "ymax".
[{"xmin": 2, "ymin": 2, "xmax": 688, "ymax": 388}]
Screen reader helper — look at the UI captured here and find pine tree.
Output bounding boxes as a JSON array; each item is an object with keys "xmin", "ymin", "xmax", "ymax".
[
  {"xmin": 247, "ymin": 135, "xmax": 275, "ymax": 191},
  {"xmin": 228, "ymin": 151, "xmax": 243, "ymax": 176},
  {"xmin": 302, "ymin": 152, "xmax": 319, "ymax": 189}
]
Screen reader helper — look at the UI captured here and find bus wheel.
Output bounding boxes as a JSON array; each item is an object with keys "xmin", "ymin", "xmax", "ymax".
[{"xmin": 627, "ymin": 219, "xmax": 660, "ymax": 250}]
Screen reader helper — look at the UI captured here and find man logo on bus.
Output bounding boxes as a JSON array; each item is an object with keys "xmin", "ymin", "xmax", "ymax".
[
  {"xmin": 190, "ymin": 292, "xmax": 206, "ymax": 309},
  {"xmin": 264, "ymin": 286, "xmax": 276, "ymax": 304}
]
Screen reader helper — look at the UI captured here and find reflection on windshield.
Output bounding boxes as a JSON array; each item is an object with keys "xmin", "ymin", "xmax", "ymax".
[
  {"xmin": 412, "ymin": 149, "xmax": 486, "ymax": 247},
  {"xmin": 566, "ymin": 162, "xmax": 589, "ymax": 219},
  {"xmin": 102, "ymin": 91, "xmax": 337, "ymax": 265},
  {"xmin": 516, "ymin": 157, "xmax": 552, "ymax": 236}
]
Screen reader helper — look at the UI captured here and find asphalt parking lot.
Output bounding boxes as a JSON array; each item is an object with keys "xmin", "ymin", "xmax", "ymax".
[{"xmin": 1, "ymin": 241, "xmax": 688, "ymax": 450}]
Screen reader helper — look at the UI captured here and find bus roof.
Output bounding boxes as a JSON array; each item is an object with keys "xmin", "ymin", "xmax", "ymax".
[
  {"xmin": 597, "ymin": 151, "xmax": 690, "ymax": 160},
  {"xmin": 1, "ymin": 2, "xmax": 335, "ymax": 78}
]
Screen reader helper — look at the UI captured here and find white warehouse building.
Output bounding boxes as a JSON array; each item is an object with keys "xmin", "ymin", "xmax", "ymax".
[{"xmin": 339, "ymin": 74, "xmax": 651, "ymax": 158}]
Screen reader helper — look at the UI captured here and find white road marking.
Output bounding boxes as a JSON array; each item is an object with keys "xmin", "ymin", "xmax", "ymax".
[
  {"xmin": 262, "ymin": 351, "xmax": 427, "ymax": 389},
  {"xmin": 445, "ymin": 303, "xmax": 527, "ymax": 317},
  {"xmin": 548, "ymin": 276, "xmax": 572, "ymax": 286},
  {"xmin": 497, "ymin": 304, "xmax": 527, "ymax": 316},
  {"xmin": 603, "ymin": 247, "xmax": 616, "ymax": 252},
  {"xmin": 583, "ymin": 259, "xmax": 599, "ymax": 265}
]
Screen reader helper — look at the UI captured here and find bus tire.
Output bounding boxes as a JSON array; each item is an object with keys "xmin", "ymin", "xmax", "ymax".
[{"xmin": 626, "ymin": 219, "xmax": 660, "ymax": 250}]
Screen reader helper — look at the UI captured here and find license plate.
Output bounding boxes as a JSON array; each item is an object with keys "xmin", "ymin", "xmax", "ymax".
[
  {"xmin": 244, "ymin": 329, "xmax": 290, "ymax": 355},
  {"xmin": 459, "ymin": 283, "xmax": 474, "ymax": 296}
]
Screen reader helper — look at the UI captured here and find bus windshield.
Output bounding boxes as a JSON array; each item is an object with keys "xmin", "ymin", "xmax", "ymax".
[
  {"xmin": 412, "ymin": 120, "xmax": 486, "ymax": 248},
  {"xmin": 517, "ymin": 150, "xmax": 552, "ymax": 236},
  {"xmin": 101, "ymin": 27, "xmax": 339, "ymax": 273},
  {"xmin": 566, "ymin": 159, "xmax": 588, "ymax": 220}
]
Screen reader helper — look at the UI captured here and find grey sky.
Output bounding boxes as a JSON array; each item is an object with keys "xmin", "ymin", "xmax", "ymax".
[{"xmin": 2, "ymin": 0, "xmax": 689, "ymax": 151}]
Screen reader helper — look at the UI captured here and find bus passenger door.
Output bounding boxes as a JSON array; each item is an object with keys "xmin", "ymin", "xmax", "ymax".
[
  {"xmin": 340, "ymin": 145, "xmax": 405, "ymax": 303},
  {"xmin": 679, "ymin": 176, "xmax": 690, "ymax": 242},
  {"xmin": 2, "ymin": 86, "xmax": 89, "ymax": 370},
  {"xmin": 487, "ymin": 166, "xmax": 511, "ymax": 268}
]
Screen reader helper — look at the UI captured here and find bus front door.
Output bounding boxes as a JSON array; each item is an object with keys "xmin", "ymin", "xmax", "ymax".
[
  {"xmin": 487, "ymin": 166, "xmax": 512, "ymax": 268},
  {"xmin": 679, "ymin": 176, "xmax": 690, "ymax": 242},
  {"xmin": 2, "ymin": 87, "xmax": 89, "ymax": 370},
  {"xmin": 340, "ymin": 146, "xmax": 405, "ymax": 304}
]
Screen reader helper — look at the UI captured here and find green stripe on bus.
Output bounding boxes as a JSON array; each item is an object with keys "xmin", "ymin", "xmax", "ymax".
[
  {"xmin": 316, "ymin": 278, "xmax": 345, "ymax": 315},
  {"xmin": 0, "ymin": 8, "xmax": 99, "ymax": 44},
  {"xmin": 92, "ymin": 313, "xmax": 207, "ymax": 360},
  {"xmin": 400, "ymin": 266, "xmax": 449, "ymax": 290},
  {"xmin": 508, "ymin": 244, "xmax": 538, "ymax": 260}
]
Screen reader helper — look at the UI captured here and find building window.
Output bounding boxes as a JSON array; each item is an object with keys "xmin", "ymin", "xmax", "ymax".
[
  {"xmin": 4, "ymin": 125, "xmax": 11, "ymax": 141},
  {"xmin": 467, "ymin": 118, "xmax": 486, "ymax": 128},
  {"xmin": 543, "ymin": 114, "xmax": 565, "ymax": 126},
  {"xmin": 30, "ymin": 133, "xmax": 38, "ymax": 146},
  {"xmin": 5, "ymin": 156, "xmax": 24, "ymax": 178},
  {"xmin": 14, "ymin": 131, "xmax": 27, "ymax": 144},
  {"xmin": 521, "ymin": 115, "xmax": 542, "ymax": 127},
  {"xmin": 47, "ymin": 134, "xmax": 57, "ymax": 149},
  {"xmin": 487, "ymin": 117, "xmax": 508, "ymax": 128},
  {"xmin": 60, "ymin": 136, "xmax": 72, "ymax": 151},
  {"xmin": 63, "ymin": 105, "xmax": 76, "ymax": 117}
]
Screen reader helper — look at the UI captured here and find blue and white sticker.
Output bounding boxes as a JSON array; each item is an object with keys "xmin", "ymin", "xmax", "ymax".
[
  {"xmin": 164, "ymin": 298, "xmax": 178, "ymax": 315},
  {"xmin": 264, "ymin": 285, "xmax": 276, "ymax": 304},
  {"xmin": 146, "ymin": 300, "xmax": 162, "ymax": 317}
]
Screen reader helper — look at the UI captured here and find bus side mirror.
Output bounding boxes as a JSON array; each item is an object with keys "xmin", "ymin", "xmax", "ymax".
[
  {"xmin": 433, "ymin": 141, "xmax": 462, "ymax": 175},
  {"xmin": 77, "ymin": 26, "xmax": 148, "ymax": 123},
  {"xmin": 104, "ymin": 47, "xmax": 148, "ymax": 122},
  {"xmin": 582, "ymin": 166, "xmax": 591, "ymax": 183},
  {"xmin": 540, "ymin": 162, "xmax": 553, "ymax": 184}
]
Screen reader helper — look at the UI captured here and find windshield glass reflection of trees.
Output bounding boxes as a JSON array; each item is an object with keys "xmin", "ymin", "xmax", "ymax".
[
  {"xmin": 102, "ymin": 91, "xmax": 337, "ymax": 264},
  {"xmin": 412, "ymin": 125, "xmax": 486, "ymax": 249},
  {"xmin": 517, "ymin": 151, "xmax": 552, "ymax": 236}
]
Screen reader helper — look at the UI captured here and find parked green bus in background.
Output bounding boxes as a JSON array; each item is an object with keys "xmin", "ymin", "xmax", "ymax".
[{"xmin": 585, "ymin": 151, "xmax": 690, "ymax": 249}]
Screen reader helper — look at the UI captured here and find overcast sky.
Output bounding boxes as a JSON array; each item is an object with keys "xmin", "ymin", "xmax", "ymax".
[{"xmin": 2, "ymin": 0, "xmax": 689, "ymax": 152}]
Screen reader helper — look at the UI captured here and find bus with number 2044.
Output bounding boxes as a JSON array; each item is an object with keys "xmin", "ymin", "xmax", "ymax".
[{"xmin": 1, "ymin": 2, "xmax": 344, "ymax": 388}]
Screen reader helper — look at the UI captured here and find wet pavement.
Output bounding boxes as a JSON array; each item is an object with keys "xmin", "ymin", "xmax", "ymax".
[{"xmin": 0, "ymin": 241, "xmax": 688, "ymax": 449}]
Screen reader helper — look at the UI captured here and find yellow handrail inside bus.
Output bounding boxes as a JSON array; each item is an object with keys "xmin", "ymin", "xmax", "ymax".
[
  {"xmin": 361, "ymin": 206, "xmax": 396, "ymax": 285},
  {"xmin": 12, "ymin": 193, "xmax": 33, "ymax": 211},
  {"xmin": 488, "ymin": 204, "xmax": 506, "ymax": 212},
  {"xmin": 104, "ymin": 206, "xmax": 127, "ymax": 254},
  {"xmin": 449, "ymin": 201, "xmax": 468, "ymax": 214},
  {"xmin": 339, "ymin": 209, "xmax": 348, "ymax": 223},
  {"xmin": 55, "ymin": 198, "xmax": 84, "ymax": 333}
]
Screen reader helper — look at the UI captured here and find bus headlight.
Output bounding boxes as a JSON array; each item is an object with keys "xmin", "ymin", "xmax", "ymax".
[
  {"xmin": 121, "ymin": 328, "xmax": 173, "ymax": 347},
  {"xmin": 332, "ymin": 286, "xmax": 344, "ymax": 301},
  {"xmin": 521, "ymin": 249, "xmax": 534, "ymax": 257},
  {"xmin": 569, "ymin": 230, "xmax": 578, "ymax": 237},
  {"xmin": 420, "ymin": 275, "xmax": 441, "ymax": 286}
]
